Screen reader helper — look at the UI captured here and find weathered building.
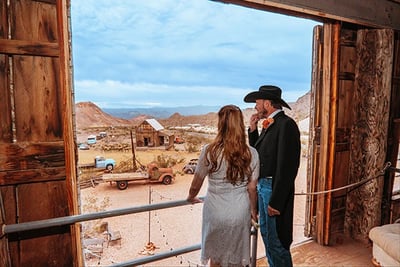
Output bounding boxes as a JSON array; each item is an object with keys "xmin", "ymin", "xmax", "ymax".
[{"xmin": 135, "ymin": 119, "xmax": 167, "ymax": 147}]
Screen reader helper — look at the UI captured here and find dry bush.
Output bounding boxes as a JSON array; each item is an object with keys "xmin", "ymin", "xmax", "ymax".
[
  {"xmin": 152, "ymin": 154, "xmax": 185, "ymax": 168},
  {"xmin": 184, "ymin": 134, "xmax": 212, "ymax": 153}
]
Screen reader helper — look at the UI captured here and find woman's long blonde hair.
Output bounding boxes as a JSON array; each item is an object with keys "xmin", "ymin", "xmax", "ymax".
[{"xmin": 205, "ymin": 105, "xmax": 252, "ymax": 185}]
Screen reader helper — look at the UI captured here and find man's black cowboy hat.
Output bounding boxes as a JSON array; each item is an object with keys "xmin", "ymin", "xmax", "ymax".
[{"xmin": 243, "ymin": 85, "xmax": 291, "ymax": 110}]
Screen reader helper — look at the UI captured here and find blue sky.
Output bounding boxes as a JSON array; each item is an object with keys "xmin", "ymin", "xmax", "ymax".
[{"xmin": 71, "ymin": 0, "xmax": 318, "ymax": 109}]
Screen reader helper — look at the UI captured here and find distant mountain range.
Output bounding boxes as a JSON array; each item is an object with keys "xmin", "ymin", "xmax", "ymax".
[
  {"xmin": 75, "ymin": 91, "xmax": 310, "ymax": 130},
  {"xmin": 103, "ymin": 105, "xmax": 221, "ymax": 119},
  {"xmin": 102, "ymin": 91, "xmax": 310, "ymax": 121}
]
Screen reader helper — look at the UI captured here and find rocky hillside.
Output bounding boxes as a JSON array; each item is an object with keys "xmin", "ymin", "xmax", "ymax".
[
  {"xmin": 75, "ymin": 91, "xmax": 310, "ymax": 131},
  {"xmin": 75, "ymin": 102, "xmax": 148, "ymax": 129}
]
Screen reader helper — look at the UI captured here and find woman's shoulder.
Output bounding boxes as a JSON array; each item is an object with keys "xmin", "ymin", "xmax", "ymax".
[{"xmin": 200, "ymin": 143, "xmax": 209, "ymax": 153}]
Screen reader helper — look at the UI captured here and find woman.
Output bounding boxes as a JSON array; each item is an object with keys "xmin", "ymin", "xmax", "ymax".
[{"xmin": 187, "ymin": 104, "xmax": 260, "ymax": 267}]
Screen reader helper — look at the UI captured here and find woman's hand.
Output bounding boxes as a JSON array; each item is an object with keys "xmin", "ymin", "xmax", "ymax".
[{"xmin": 186, "ymin": 196, "xmax": 203, "ymax": 204}]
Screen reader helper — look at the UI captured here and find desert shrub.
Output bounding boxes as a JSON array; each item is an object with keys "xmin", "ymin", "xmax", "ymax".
[
  {"xmin": 184, "ymin": 135, "xmax": 212, "ymax": 153},
  {"xmin": 184, "ymin": 135, "xmax": 203, "ymax": 145},
  {"xmin": 153, "ymin": 154, "xmax": 182, "ymax": 168},
  {"xmin": 186, "ymin": 143, "xmax": 200, "ymax": 153}
]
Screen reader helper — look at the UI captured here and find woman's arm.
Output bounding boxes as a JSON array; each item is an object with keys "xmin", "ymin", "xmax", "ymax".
[{"xmin": 187, "ymin": 173, "xmax": 204, "ymax": 204}]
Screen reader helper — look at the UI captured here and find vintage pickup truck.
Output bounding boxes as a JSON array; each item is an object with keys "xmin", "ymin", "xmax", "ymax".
[
  {"xmin": 79, "ymin": 156, "xmax": 116, "ymax": 171},
  {"xmin": 101, "ymin": 162, "xmax": 174, "ymax": 190}
]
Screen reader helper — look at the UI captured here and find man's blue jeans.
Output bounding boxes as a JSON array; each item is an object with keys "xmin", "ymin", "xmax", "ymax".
[{"xmin": 257, "ymin": 178, "xmax": 293, "ymax": 267}]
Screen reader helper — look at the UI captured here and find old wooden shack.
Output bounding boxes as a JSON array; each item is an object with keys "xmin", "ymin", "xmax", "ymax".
[
  {"xmin": 135, "ymin": 119, "xmax": 167, "ymax": 147},
  {"xmin": 0, "ymin": 0, "xmax": 399, "ymax": 266}
]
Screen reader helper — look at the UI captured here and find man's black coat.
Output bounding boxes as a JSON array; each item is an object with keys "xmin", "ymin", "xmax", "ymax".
[{"xmin": 248, "ymin": 111, "xmax": 301, "ymax": 249}]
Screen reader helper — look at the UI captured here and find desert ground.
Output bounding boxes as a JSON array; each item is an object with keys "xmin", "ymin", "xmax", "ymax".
[{"xmin": 78, "ymin": 145, "xmax": 309, "ymax": 267}]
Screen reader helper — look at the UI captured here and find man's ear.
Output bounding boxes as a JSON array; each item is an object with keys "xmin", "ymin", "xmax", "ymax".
[{"xmin": 263, "ymin": 100, "xmax": 270, "ymax": 110}]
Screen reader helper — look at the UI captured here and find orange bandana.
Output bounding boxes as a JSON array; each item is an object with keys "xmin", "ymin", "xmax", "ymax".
[{"xmin": 263, "ymin": 118, "xmax": 274, "ymax": 129}]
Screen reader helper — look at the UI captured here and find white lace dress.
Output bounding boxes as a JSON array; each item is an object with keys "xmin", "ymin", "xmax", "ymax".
[{"xmin": 195, "ymin": 145, "xmax": 259, "ymax": 267}]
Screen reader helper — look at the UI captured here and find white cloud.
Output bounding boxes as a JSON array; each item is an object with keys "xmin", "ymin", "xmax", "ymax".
[{"xmin": 71, "ymin": 0, "xmax": 318, "ymax": 109}]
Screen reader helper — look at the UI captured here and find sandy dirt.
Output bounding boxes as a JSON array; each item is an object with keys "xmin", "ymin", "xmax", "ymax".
[{"xmin": 79, "ymin": 147, "xmax": 309, "ymax": 267}]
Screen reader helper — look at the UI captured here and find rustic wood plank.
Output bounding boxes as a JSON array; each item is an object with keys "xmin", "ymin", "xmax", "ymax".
[
  {"xmin": 305, "ymin": 25, "xmax": 323, "ymax": 238},
  {"xmin": 33, "ymin": 0, "xmax": 57, "ymax": 4},
  {"xmin": 219, "ymin": 0, "xmax": 400, "ymax": 30},
  {"xmin": 337, "ymin": 28, "xmax": 357, "ymax": 133},
  {"xmin": 0, "ymin": 0, "xmax": 6, "ymax": 38},
  {"xmin": 0, "ymin": 142, "xmax": 64, "ymax": 166},
  {"xmin": 56, "ymin": 0, "xmax": 82, "ymax": 264},
  {"xmin": 315, "ymin": 23, "xmax": 340, "ymax": 245},
  {"xmin": 0, "ymin": 168, "xmax": 66, "ymax": 186},
  {"xmin": 337, "ymin": 81, "xmax": 355, "ymax": 128},
  {"xmin": 0, "ymin": 187, "xmax": 16, "ymax": 267},
  {"xmin": 11, "ymin": 0, "xmax": 58, "ymax": 42},
  {"xmin": 0, "ymin": 1, "xmax": 13, "ymax": 144},
  {"xmin": 0, "ymin": 142, "xmax": 66, "ymax": 185},
  {"xmin": 0, "ymin": 39, "xmax": 59, "ymax": 57},
  {"xmin": 332, "ymin": 152, "xmax": 350, "ymax": 197},
  {"xmin": 14, "ymin": 181, "xmax": 73, "ymax": 266},
  {"xmin": 13, "ymin": 55, "xmax": 62, "ymax": 142},
  {"xmin": 0, "ymin": 187, "xmax": 12, "ymax": 267},
  {"xmin": 0, "ymin": 53, "xmax": 13, "ymax": 143}
]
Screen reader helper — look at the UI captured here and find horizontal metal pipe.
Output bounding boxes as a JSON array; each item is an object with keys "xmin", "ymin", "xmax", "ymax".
[
  {"xmin": 111, "ymin": 229, "xmax": 259, "ymax": 267},
  {"xmin": 2, "ymin": 197, "xmax": 205, "ymax": 235},
  {"xmin": 111, "ymin": 244, "xmax": 202, "ymax": 267}
]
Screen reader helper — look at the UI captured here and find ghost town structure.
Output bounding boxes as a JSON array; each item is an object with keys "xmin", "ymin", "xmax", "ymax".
[
  {"xmin": 135, "ymin": 119, "xmax": 169, "ymax": 147},
  {"xmin": 0, "ymin": 0, "xmax": 399, "ymax": 266}
]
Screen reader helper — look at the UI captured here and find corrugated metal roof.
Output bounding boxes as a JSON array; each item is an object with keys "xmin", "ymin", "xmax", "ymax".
[{"xmin": 146, "ymin": 119, "xmax": 164, "ymax": 131}]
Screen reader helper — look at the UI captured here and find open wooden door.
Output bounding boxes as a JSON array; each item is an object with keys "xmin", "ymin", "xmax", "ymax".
[
  {"xmin": 306, "ymin": 22, "xmax": 394, "ymax": 245},
  {"xmin": 0, "ymin": 0, "xmax": 81, "ymax": 266}
]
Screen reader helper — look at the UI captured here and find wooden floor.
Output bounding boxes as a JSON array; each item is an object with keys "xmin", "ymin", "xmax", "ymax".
[{"xmin": 257, "ymin": 238, "xmax": 374, "ymax": 266}]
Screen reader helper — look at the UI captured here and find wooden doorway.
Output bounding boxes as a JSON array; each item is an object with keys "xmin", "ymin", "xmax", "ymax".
[{"xmin": 306, "ymin": 23, "xmax": 396, "ymax": 245}]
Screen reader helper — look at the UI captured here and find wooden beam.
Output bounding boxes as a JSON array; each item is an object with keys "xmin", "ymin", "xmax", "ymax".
[
  {"xmin": 215, "ymin": 0, "xmax": 400, "ymax": 30},
  {"xmin": 0, "ymin": 168, "xmax": 66, "ymax": 185},
  {"xmin": 57, "ymin": 0, "xmax": 83, "ymax": 264},
  {"xmin": 0, "ymin": 39, "xmax": 59, "ymax": 57}
]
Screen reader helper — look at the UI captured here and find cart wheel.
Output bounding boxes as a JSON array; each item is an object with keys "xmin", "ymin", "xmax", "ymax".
[
  {"xmin": 117, "ymin": 180, "xmax": 128, "ymax": 190},
  {"xmin": 162, "ymin": 176, "xmax": 172, "ymax": 185}
]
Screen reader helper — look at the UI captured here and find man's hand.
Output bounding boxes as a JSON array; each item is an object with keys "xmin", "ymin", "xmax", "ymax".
[
  {"xmin": 268, "ymin": 205, "xmax": 280, "ymax": 216},
  {"xmin": 249, "ymin": 113, "xmax": 260, "ymax": 132}
]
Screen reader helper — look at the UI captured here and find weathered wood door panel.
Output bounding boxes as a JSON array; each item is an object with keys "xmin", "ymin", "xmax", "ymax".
[
  {"xmin": 13, "ymin": 55, "xmax": 62, "ymax": 141},
  {"xmin": 0, "ymin": 0, "xmax": 79, "ymax": 266},
  {"xmin": 307, "ymin": 23, "xmax": 394, "ymax": 245}
]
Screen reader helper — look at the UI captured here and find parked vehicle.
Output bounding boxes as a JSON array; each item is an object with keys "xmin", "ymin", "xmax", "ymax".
[
  {"xmin": 87, "ymin": 135, "xmax": 97, "ymax": 144},
  {"xmin": 78, "ymin": 143, "xmax": 90, "ymax": 150},
  {"xmin": 174, "ymin": 136, "xmax": 185, "ymax": 144},
  {"xmin": 79, "ymin": 156, "xmax": 116, "ymax": 171},
  {"xmin": 102, "ymin": 162, "xmax": 175, "ymax": 190},
  {"xmin": 183, "ymin": 158, "xmax": 198, "ymax": 174}
]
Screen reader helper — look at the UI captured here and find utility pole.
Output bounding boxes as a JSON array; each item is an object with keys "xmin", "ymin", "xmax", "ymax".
[{"xmin": 130, "ymin": 130, "xmax": 137, "ymax": 171}]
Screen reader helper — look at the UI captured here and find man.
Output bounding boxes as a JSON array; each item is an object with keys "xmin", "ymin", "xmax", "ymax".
[{"xmin": 244, "ymin": 85, "xmax": 301, "ymax": 267}]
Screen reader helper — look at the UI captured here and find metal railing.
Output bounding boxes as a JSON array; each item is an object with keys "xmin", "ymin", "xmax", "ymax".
[{"xmin": 2, "ymin": 196, "xmax": 258, "ymax": 267}]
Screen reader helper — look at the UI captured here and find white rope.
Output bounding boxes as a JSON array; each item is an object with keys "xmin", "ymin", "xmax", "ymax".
[{"xmin": 295, "ymin": 162, "xmax": 392, "ymax": 196}]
